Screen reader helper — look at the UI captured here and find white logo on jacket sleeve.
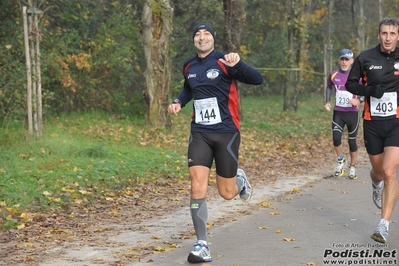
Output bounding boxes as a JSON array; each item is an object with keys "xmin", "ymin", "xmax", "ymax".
[
  {"xmin": 394, "ymin": 62, "xmax": 399, "ymax": 75},
  {"xmin": 369, "ymin": 65, "xmax": 383, "ymax": 70},
  {"xmin": 206, "ymin": 69, "xmax": 220, "ymax": 79}
]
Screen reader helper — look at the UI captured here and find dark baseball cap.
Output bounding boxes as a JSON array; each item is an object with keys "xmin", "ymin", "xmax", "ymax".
[{"xmin": 339, "ymin": 49, "xmax": 354, "ymax": 59}]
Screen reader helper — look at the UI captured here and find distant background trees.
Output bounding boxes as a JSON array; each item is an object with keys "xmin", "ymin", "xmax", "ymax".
[{"xmin": 1, "ymin": 0, "xmax": 398, "ymax": 127}]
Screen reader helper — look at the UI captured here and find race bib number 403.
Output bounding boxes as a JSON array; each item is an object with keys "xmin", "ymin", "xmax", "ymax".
[
  {"xmin": 370, "ymin": 92, "xmax": 397, "ymax": 117},
  {"xmin": 194, "ymin": 97, "xmax": 222, "ymax": 125}
]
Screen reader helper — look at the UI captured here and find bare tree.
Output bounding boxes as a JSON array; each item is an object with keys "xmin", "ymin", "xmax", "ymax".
[
  {"xmin": 284, "ymin": 0, "xmax": 308, "ymax": 111},
  {"xmin": 351, "ymin": 0, "xmax": 366, "ymax": 51},
  {"xmin": 223, "ymin": 0, "xmax": 245, "ymax": 52},
  {"xmin": 223, "ymin": 0, "xmax": 246, "ymax": 118},
  {"xmin": 324, "ymin": 0, "xmax": 334, "ymax": 93},
  {"xmin": 142, "ymin": 0, "xmax": 173, "ymax": 130}
]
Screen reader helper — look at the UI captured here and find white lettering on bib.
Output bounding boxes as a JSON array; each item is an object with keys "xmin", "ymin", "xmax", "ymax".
[
  {"xmin": 370, "ymin": 92, "xmax": 397, "ymax": 117},
  {"xmin": 194, "ymin": 97, "xmax": 222, "ymax": 125},
  {"xmin": 335, "ymin": 90, "xmax": 353, "ymax": 108}
]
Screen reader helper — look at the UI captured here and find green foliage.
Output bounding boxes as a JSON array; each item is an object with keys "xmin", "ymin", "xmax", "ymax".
[
  {"xmin": 0, "ymin": 0, "xmax": 397, "ymax": 122},
  {"xmin": 0, "ymin": 1, "xmax": 147, "ymax": 124},
  {"xmin": 42, "ymin": 1, "xmax": 145, "ymax": 113},
  {"xmin": 0, "ymin": 1, "xmax": 27, "ymax": 123}
]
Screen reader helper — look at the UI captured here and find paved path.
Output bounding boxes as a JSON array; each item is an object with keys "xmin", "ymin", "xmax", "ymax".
[{"xmin": 138, "ymin": 165, "xmax": 399, "ymax": 266}]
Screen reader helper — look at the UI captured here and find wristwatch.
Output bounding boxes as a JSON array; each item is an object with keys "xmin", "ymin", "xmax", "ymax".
[{"xmin": 173, "ymin": 99, "xmax": 181, "ymax": 105}]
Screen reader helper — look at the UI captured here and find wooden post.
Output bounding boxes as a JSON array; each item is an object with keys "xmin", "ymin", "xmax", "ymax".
[
  {"xmin": 23, "ymin": 6, "xmax": 33, "ymax": 136},
  {"xmin": 28, "ymin": 8, "xmax": 37, "ymax": 133},
  {"xmin": 23, "ymin": 5, "xmax": 43, "ymax": 138},
  {"xmin": 324, "ymin": 44, "xmax": 327, "ymax": 91},
  {"xmin": 35, "ymin": 13, "xmax": 43, "ymax": 138}
]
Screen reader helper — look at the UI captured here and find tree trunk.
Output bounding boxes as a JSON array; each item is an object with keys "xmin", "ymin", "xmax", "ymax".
[
  {"xmin": 28, "ymin": 9, "xmax": 38, "ymax": 133},
  {"xmin": 351, "ymin": 0, "xmax": 366, "ymax": 52},
  {"xmin": 285, "ymin": 27, "xmax": 299, "ymax": 112},
  {"xmin": 223, "ymin": 0, "xmax": 245, "ymax": 52},
  {"xmin": 142, "ymin": 0, "xmax": 173, "ymax": 130},
  {"xmin": 223, "ymin": 0, "xmax": 246, "ymax": 119},
  {"xmin": 23, "ymin": 6, "xmax": 33, "ymax": 135},
  {"xmin": 34, "ymin": 13, "xmax": 43, "ymax": 138},
  {"xmin": 284, "ymin": 0, "xmax": 306, "ymax": 112}
]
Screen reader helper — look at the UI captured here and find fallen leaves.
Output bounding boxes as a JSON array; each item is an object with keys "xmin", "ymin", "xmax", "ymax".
[
  {"xmin": 269, "ymin": 211, "xmax": 281, "ymax": 215},
  {"xmin": 290, "ymin": 187, "xmax": 301, "ymax": 193},
  {"xmin": 6, "ymin": 207, "xmax": 21, "ymax": 215},
  {"xmin": 258, "ymin": 226, "xmax": 269, "ymax": 230},
  {"xmin": 259, "ymin": 201, "xmax": 273, "ymax": 208},
  {"xmin": 16, "ymin": 223, "xmax": 25, "ymax": 230}
]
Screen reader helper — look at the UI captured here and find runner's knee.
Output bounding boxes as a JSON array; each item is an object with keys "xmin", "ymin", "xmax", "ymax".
[
  {"xmin": 333, "ymin": 131, "xmax": 342, "ymax": 146},
  {"xmin": 348, "ymin": 138, "xmax": 358, "ymax": 152}
]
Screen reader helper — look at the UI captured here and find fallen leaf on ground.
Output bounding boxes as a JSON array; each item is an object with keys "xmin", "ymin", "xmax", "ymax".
[
  {"xmin": 283, "ymin": 238, "xmax": 295, "ymax": 242},
  {"xmin": 258, "ymin": 226, "xmax": 269, "ymax": 230}
]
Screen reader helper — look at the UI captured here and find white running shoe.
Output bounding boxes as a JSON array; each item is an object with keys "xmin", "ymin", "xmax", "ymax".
[
  {"xmin": 348, "ymin": 165, "xmax": 358, "ymax": 180},
  {"xmin": 371, "ymin": 223, "xmax": 388, "ymax": 243},
  {"xmin": 237, "ymin": 167, "xmax": 253, "ymax": 202},
  {"xmin": 187, "ymin": 240, "xmax": 212, "ymax": 263},
  {"xmin": 334, "ymin": 156, "xmax": 345, "ymax": 177},
  {"xmin": 372, "ymin": 181, "xmax": 384, "ymax": 209}
]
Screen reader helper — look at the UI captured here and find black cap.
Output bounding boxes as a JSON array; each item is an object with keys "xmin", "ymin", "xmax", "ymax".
[{"xmin": 192, "ymin": 22, "xmax": 216, "ymax": 42}]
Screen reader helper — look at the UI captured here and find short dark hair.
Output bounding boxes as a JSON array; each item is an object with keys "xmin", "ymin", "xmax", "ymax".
[{"xmin": 378, "ymin": 17, "xmax": 399, "ymax": 34}]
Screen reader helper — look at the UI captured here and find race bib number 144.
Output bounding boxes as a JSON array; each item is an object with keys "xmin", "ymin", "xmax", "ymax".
[{"xmin": 194, "ymin": 97, "xmax": 222, "ymax": 125}]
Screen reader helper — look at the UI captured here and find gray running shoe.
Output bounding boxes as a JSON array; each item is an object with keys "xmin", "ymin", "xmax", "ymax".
[
  {"xmin": 348, "ymin": 165, "xmax": 358, "ymax": 180},
  {"xmin": 372, "ymin": 181, "xmax": 384, "ymax": 209},
  {"xmin": 334, "ymin": 156, "xmax": 346, "ymax": 177},
  {"xmin": 371, "ymin": 223, "xmax": 388, "ymax": 243},
  {"xmin": 237, "ymin": 167, "xmax": 253, "ymax": 202},
  {"xmin": 187, "ymin": 241, "xmax": 212, "ymax": 263}
]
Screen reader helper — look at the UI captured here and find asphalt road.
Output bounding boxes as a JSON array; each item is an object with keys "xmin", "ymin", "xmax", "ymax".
[{"xmin": 138, "ymin": 165, "xmax": 399, "ymax": 266}]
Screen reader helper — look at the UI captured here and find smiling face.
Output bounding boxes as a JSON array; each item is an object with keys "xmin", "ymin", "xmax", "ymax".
[
  {"xmin": 193, "ymin": 29, "xmax": 215, "ymax": 58},
  {"xmin": 378, "ymin": 24, "xmax": 399, "ymax": 53}
]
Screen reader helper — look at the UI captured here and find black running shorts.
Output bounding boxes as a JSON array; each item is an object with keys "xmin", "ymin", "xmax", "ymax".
[
  {"xmin": 363, "ymin": 119, "xmax": 399, "ymax": 155},
  {"xmin": 187, "ymin": 132, "xmax": 240, "ymax": 178}
]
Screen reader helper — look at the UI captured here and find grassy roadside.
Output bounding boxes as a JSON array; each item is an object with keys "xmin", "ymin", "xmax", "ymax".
[{"xmin": 0, "ymin": 93, "xmax": 333, "ymax": 230}]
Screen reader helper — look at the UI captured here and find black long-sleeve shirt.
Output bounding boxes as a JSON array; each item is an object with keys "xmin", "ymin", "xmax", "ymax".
[
  {"xmin": 346, "ymin": 44, "xmax": 399, "ymax": 120},
  {"xmin": 177, "ymin": 50, "xmax": 263, "ymax": 132}
]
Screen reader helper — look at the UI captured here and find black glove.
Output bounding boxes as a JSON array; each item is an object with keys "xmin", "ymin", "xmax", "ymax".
[{"xmin": 370, "ymin": 85, "xmax": 387, "ymax": 99}]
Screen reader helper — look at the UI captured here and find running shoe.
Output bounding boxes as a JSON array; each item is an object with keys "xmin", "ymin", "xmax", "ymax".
[
  {"xmin": 372, "ymin": 181, "xmax": 384, "ymax": 209},
  {"xmin": 237, "ymin": 167, "xmax": 253, "ymax": 202},
  {"xmin": 348, "ymin": 165, "xmax": 358, "ymax": 180},
  {"xmin": 371, "ymin": 223, "xmax": 388, "ymax": 243},
  {"xmin": 187, "ymin": 240, "xmax": 212, "ymax": 263},
  {"xmin": 334, "ymin": 156, "xmax": 345, "ymax": 177}
]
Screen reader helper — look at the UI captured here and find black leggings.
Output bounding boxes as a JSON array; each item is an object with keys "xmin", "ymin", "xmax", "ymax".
[{"xmin": 331, "ymin": 111, "xmax": 359, "ymax": 152}]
